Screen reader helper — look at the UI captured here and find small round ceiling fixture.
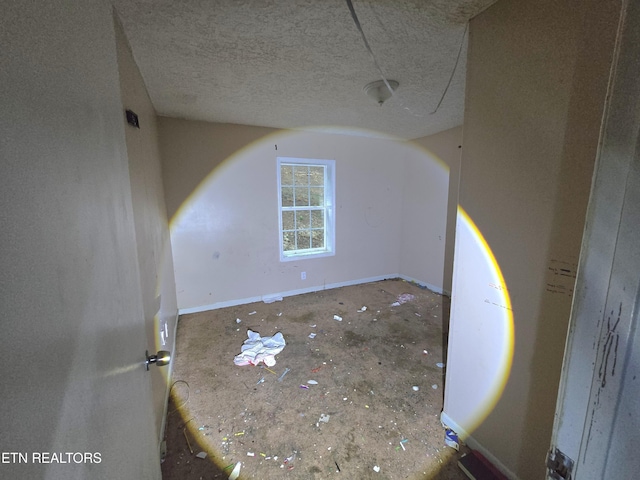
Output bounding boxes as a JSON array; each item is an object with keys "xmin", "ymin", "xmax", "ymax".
[{"xmin": 363, "ymin": 79, "xmax": 399, "ymax": 106}]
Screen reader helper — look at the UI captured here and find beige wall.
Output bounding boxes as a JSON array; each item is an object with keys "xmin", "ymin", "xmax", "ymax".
[
  {"xmin": 0, "ymin": 1, "xmax": 164, "ymax": 478},
  {"xmin": 160, "ymin": 120, "xmax": 276, "ymax": 220},
  {"xmin": 411, "ymin": 127, "xmax": 463, "ymax": 294},
  {"xmin": 115, "ymin": 17, "xmax": 178, "ymax": 445},
  {"xmin": 443, "ymin": 0, "xmax": 619, "ymax": 479},
  {"xmin": 159, "ymin": 119, "xmax": 457, "ymax": 311}
]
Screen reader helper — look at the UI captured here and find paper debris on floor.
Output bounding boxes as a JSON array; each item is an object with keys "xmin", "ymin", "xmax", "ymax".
[
  {"xmin": 444, "ymin": 428, "xmax": 460, "ymax": 450},
  {"xmin": 233, "ymin": 330, "xmax": 286, "ymax": 367},
  {"xmin": 393, "ymin": 293, "xmax": 415, "ymax": 306},
  {"xmin": 228, "ymin": 461, "xmax": 242, "ymax": 480},
  {"xmin": 263, "ymin": 294, "xmax": 283, "ymax": 304}
]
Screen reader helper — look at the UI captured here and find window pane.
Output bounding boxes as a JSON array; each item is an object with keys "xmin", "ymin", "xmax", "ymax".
[
  {"xmin": 309, "ymin": 187, "xmax": 324, "ymax": 206},
  {"xmin": 311, "ymin": 209, "xmax": 324, "ymax": 228},
  {"xmin": 283, "ymin": 231, "xmax": 296, "ymax": 251},
  {"xmin": 282, "ymin": 210, "xmax": 294, "ymax": 230},
  {"xmin": 293, "ymin": 166, "xmax": 309, "ymax": 186},
  {"xmin": 279, "ymin": 159, "xmax": 334, "ymax": 259},
  {"xmin": 294, "ymin": 186, "xmax": 309, "ymax": 206},
  {"xmin": 296, "ymin": 210, "xmax": 310, "ymax": 229},
  {"xmin": 309, "ymin": 166, "xmax": 324, "ymax": 186},
  {"xmin": 296, "ymin": 230, "xmax": 311, "ymax": 250},
  {"xmin": 281, "ymin": 187, "xmax": 293, "ymax": 207},
  {"xmin": 281, "ymin": 165, "xmax": 293, "ymax": 186},
  {"xmin": 311, "ymin": 229, "xmax": 325, "ymax": 249}
]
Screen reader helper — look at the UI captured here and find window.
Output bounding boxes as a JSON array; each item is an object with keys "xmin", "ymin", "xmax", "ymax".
[{"xmin": 277, "ymin": 157, "xmax": 335, "ymax": 261}]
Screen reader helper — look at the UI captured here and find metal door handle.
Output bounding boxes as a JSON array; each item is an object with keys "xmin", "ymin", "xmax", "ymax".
[{"xmin": 145, "ymin": 350, "xmax": 171, "ymax": 370}]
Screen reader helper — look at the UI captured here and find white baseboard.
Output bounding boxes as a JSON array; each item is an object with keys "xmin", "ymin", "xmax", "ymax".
[
  {"xmin": 440, "ymin": 411, "xmax": 520, "ymax": 480},
  {"xmin": 178, "ymin": 274, "xmax": 449, "ymax": 315},
  {"xmin": 178, "ymin": 274, "xmax": 400, "ymax": 315},
  {"xmin": 398, "ymin": 274, "xmax": 450, "ymax": 296},
  {"xmin": 179, "ymin": 294, "xmax": 264, "ymax": 315}
]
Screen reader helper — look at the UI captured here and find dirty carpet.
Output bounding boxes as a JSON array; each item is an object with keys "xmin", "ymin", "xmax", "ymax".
[{"xmin": 161, "ymin": 278, "xmax": 470, "ymax": 479}]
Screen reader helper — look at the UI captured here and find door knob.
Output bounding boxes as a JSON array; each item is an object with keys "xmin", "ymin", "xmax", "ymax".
[{"xmin": 146, "ymin": 350, "xmax": 171, "ymax": 370}]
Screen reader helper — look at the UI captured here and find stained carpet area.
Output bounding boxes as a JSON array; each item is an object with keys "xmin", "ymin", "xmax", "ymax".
[{"xmin": 161, "ymin": 278, "xmax": 470, "ymax": 479}]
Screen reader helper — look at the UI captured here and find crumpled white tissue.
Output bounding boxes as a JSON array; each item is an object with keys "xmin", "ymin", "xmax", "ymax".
[{"xmin": 233, "ymin": 330, "xmax": 286, "ymax": 367}]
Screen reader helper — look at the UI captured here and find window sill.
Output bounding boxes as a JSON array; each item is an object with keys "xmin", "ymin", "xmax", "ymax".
[{"xmin": 280, "ymin": 249, "xmax": 334, "ymax": 262}]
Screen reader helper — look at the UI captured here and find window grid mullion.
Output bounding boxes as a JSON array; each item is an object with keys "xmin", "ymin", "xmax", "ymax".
[
  {"xmin": 293, "ymin": 203, "xmax": 298, "ymax": 250},
  {"xmin": 280, "ymin": 161, "xmax": 331, "ymax": 256}
]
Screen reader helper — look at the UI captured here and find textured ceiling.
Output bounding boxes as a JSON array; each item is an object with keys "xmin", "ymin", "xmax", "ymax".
[{"xmin": 112, "ymin": 0, "xmax": 497, "ymax": 139}]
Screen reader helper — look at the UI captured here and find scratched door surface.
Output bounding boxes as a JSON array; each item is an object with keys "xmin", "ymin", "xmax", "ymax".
[{"xmin": 550, "ymin": 1, "xmax": 640, "ymax": 478}]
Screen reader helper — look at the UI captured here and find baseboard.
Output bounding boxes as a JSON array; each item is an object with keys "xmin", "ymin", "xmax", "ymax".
[
  {"xmin": 178, "ymin": 274, "xmax": 450, "ymax": 315},
  {"xmin": 179, "ymin": 294, "xmax": 265, "ymax": 315},
  {"xmin": 440, "ymin": 411, "xmax": 520, "ymax": 480},
  {"xmin": 397, "ymin": 274, "xmax": 450, "ymax": 296},
  {"xmin": 178, "ymin": 274, "xmax": 405, "ymax": 315}
]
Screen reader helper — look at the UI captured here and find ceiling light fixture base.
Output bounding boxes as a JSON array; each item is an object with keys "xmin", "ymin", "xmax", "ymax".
[{"xmin": 363, "ymin": 79, "xmax": 399, "ymax": 106}]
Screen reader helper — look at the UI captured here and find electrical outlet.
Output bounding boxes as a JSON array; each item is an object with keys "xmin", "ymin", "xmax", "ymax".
[{"xmin": 301, "ymin": 271, "xmax": 306, "ymax": 280}]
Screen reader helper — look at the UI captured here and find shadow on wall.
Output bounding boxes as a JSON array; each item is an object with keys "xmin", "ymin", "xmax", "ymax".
[{"xmin": 158, "ymin": 119, "xmax": 277, "ymax": 220}]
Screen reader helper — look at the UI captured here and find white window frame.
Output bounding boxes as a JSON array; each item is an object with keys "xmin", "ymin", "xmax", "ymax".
[{"xmin": 277, "ymin": 157, "xmax": 335, "ymax": 262}]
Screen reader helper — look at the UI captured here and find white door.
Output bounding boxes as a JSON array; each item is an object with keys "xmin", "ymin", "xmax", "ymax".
[{"xmin": 549, "ymin": 1, "xmax": 640, "ymax": 478}]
